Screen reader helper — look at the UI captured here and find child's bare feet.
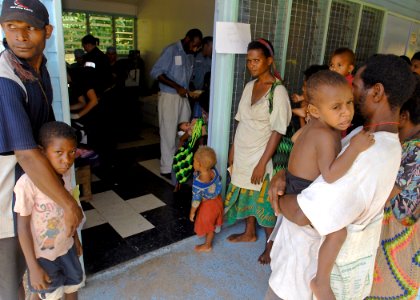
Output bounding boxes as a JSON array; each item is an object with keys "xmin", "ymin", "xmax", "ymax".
[
  {"xmin": 194, "ymin": 244, "xmax": 212, "ymax": 252},
  {"xmin": 258, "ymin": 240, "xmax": 273, "ymax": 264},
  {"xmin": 227, "ymin": 233, "xmax": 257, "ymax": 243},
  {"xmin": 310, "ymin": 277, "xmax": 336, "ymax": 300}
]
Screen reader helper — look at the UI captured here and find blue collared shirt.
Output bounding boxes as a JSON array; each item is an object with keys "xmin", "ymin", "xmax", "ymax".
[
  {"xmin": 190, "ymin": 52, "xmax": 212, "ymax": 90},
  {"xmin": 150, "ymin": 41, "xmax": 194, "ymax": 94}
]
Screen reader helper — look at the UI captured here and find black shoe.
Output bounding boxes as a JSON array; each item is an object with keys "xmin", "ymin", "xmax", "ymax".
[{"xmin": 160, "ymin": 173, "xmax": 172, "ymax": 179}]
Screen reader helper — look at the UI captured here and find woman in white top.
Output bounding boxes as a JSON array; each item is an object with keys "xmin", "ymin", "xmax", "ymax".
[{"xmin": 224, "ymin": 39, "xmax": 291, "ymax": 264}]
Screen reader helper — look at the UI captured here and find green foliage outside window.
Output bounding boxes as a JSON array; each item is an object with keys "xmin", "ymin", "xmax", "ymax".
[{"xmin": 62, "ymin": 11, "xmax": 136, "ymax": 64}]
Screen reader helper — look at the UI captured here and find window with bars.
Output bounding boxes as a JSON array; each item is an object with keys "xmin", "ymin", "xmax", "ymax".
[
  {"xmin": 230, "ymin": 0, "xmax": 283, "ymax": 142},
  {"xmin": 355, "ymin": 6, "xmax": 384, "ymax": 67},
  {"xmin": 283, "ymin": 0, "xmax": 329, "ymax": 95},
  {"xmin": 324, "ymin": 0, "xmax": 361, "ymax": 64},
  {"xmin": 227, "ymin": 0, "xmax": 388, "ymax": 142},
  {"xmin": 62, "ymin": 11, "xmax": 136, "ymax": 63}
]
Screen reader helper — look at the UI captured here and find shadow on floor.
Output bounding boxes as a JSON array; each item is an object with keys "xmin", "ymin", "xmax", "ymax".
[{"xmin": 80, "ymin": 222, "xmax": 271, "ymax": 300}]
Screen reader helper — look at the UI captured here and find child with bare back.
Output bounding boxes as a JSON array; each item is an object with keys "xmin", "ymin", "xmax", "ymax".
[
  {"xmin": 286, "ymin": 70, "xmax": 374, "ymax": 299},
  {"xmin": 189, "ymin": 146, "xmax": 223, "ymax": 252}
]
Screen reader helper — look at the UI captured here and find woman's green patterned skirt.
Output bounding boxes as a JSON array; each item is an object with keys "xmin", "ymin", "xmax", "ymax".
[{"xmin": 224, "ymin": 175, "xmax": 276, "ymax": 228}]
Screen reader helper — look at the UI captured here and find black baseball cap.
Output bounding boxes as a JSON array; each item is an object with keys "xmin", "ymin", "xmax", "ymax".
[{"xmin": 0, "ymin": 0, "xmax": 49, "ymax": 29}]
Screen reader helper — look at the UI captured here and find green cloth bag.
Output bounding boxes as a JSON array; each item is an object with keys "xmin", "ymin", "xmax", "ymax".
[{"xmin": 268, "ymin": 81, "xmax": 295, "ymax": 173}]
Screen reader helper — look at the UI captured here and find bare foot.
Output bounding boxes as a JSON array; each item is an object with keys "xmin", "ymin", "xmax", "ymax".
[
  {"xmin": 310, "ymin": 277, "xmax": 336, "ymax": 300},
  {"xmin": 258, "ymin": 240, "xmax": 273, "ymax": 264},
  {"xmin": 194, "ymin": 244, "xmax": 212, "ymax": 252},
  {"xmin": 227, "ymin": 233, "xmax": 257, "ymax": 243}
]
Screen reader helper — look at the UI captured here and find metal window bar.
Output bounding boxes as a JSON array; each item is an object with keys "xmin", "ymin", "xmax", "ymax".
[
  {"xmin": 355, "ymin": 6, "xmax": 385, "ymax": 67},
  {"xmin": 323, "ymin": 0, "xmax": 361, "ymax": 64},
  {"xmin": 62, "ymin": 11, "xmax": 136, "ymax": 63},
  {"xmin": 283, "ymin": 0, "xmax": 330, "ymax": 95},
  {"xmin": 229, "ymin": 0, "xmax": 284, "ymax": 143}
]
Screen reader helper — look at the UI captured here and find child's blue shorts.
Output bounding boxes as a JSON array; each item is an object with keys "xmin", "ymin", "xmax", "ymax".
[{"xmin": 28, "ymin": 245, "xmax": 85, "ymax": 299}]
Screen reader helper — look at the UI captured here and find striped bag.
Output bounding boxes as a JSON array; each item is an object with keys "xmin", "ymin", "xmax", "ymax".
[{"xmin": 268, "ymin": 81, "xmax": 295, "ymax": 173}]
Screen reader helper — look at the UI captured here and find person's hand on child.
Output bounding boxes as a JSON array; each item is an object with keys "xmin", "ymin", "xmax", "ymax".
[
  {"xmin": 349, "ymin": 129, "xmax": 375, "ymax": 153},
  {"xmin": 64, "ymin": 204, "xmax": 83, "ymax": 238},
  {"xmin": 292, "ymin": 107, "xmax": 307, "ymax": 119},
  {"xmin": 251, "ymin": 161, "xmax": 266, "ymax": 185},
  {"xmin": 29, "ymin": 264, "xmax": 51, "ymax": 291},
  {"xmin": 179, "ymin": 122, "xmax": 191, "ymax": 133},
  {"xmin": 291, "ymin": 93, "xmax": 304, "ymax": 103},
  {"xmin": 268, "ymin": 170, "xmax": 286, "ymax": 216}
]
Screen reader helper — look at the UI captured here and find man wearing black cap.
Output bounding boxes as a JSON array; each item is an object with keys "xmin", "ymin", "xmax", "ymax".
[{"xmin": 0, "ymin": 1, "xmax": 83, "ymax": 298}]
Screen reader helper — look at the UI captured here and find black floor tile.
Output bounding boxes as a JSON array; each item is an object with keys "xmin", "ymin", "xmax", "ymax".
[
  {"xmin": 80, "ymin": 200, "xmax": 94, "ymax": 211},
  {"xmin": 91, "ymin": 179, "xmax": 113, "ymax": 194},
  {"xmin": 81, "ymin": 223, "xmax": 138, "ymax": 274},
  {"xmin": 125, "ymin": 227, "xmax": 169, "ymax": 256},
  {"xmin": 81, "ymin": 131, "xmax": 198, "ymax": 274},
  {"xmin": 141, "ymin": 205, "xmax": 185, "ymax": 226},
  {"xmin": 158, "ymin": 217, "xmax": 195, "ymax": 244}
]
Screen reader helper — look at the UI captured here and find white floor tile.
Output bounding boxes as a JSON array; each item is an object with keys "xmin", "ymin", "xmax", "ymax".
[
  {"xmin": 90, "ymin": 190, "xmax": 155, "ymax": 238},
  {"xmin": 83, "ymin": 209, "xmax": 106, "ymax": 230},
  {"xmin": 138, "ymin": 159, "xmax": 172, "ymax": 184},
  {"xmin": 126, "ymin": 194, "xmax": 166, "ymax": 213}
]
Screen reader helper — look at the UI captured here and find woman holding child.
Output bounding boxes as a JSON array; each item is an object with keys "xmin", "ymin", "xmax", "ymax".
[{"xmin": 224, "ymin": 39, "xmax": 292, "ymax": 263}]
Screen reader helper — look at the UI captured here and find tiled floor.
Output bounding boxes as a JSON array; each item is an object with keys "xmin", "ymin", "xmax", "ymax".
[{"xmin": 80, "ymin": 128, "xmax": 195, "ymax": 274}]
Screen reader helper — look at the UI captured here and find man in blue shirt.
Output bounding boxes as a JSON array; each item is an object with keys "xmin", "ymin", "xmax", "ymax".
[
  {"xmin": 150, "ymin": 28, "xmax": 202, "ymax": 177},
  {"xmin": 191, "ymin": 36, "xmax": 213, "ymax": 91},
  {"xmin": 0, "ymin": 1, "xmax": 83, "ymax": 298}
]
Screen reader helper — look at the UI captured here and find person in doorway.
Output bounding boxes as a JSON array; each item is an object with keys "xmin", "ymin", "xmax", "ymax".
[
  {"xmin": 150, "ymin": 28, "xmax": 203, "ymax": 178},
  {"xmin": 0, "ymin": 1, "xmax": 83, "ymax": 298},
  {"xmin": 190, "ymin": 36, "xmax": 213, "ymax": 91},
  {"xmin": 70, "ymin": 49, "xmax": 85, "ymax": 69},
  {"xmin": 14, "ymin": 122, "xmax": 85, "ymax": 300},
  {"xmin": 81, "ymin": 34, "xmax": 113, "ymax": 96},
  {"xmin": 224, "ymin": 39, "xmax": 291, "ymax": 264},
  {"xmin": 267, "ymin": 54, "xmax": 416, "ymax": 300}
]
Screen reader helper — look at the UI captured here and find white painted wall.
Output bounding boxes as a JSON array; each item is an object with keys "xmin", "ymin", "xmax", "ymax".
[
  {"xmin": 365, "ymin": 0, "xmax": 420, "ymax": 20},
  {"xmin": 381, "ymin": 15, "xmax": 414, "ymax": 56}
]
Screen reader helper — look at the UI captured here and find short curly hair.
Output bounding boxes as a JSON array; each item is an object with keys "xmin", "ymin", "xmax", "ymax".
[
  {"xmin": 401, "ymin": 75, "xmax": 420, "ymax": 125},
  {"xmin": 38, "ymin": 121, "xmax": 77, "ymax": 148},
  {"xmin": 194, "ymin": 146, "xmax": 217, "ymax": 169},
  {"xmin": 411, "ymin": 51, "xmax": 420, "ymax": 62},
  {"xmin": 306, "ymin": 70, "xmax": 349, "ymax": 104},
  {"xmin": 331, "ymin": 47, "xmax": 355, "ymax": 66},
  {"xmin": 360, "ymin": 54, "xmax": 416, "ymax": 110}
]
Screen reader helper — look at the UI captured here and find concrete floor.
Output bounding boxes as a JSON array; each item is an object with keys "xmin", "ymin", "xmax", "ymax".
[{"xmin": 79, "ymin": 222, "xmax": 271, "ymax": 299}]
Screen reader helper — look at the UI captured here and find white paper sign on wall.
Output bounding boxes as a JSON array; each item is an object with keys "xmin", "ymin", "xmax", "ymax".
[{"xmin": 215, "ymin": 22, "xmax": 251, "ymax": 54}]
